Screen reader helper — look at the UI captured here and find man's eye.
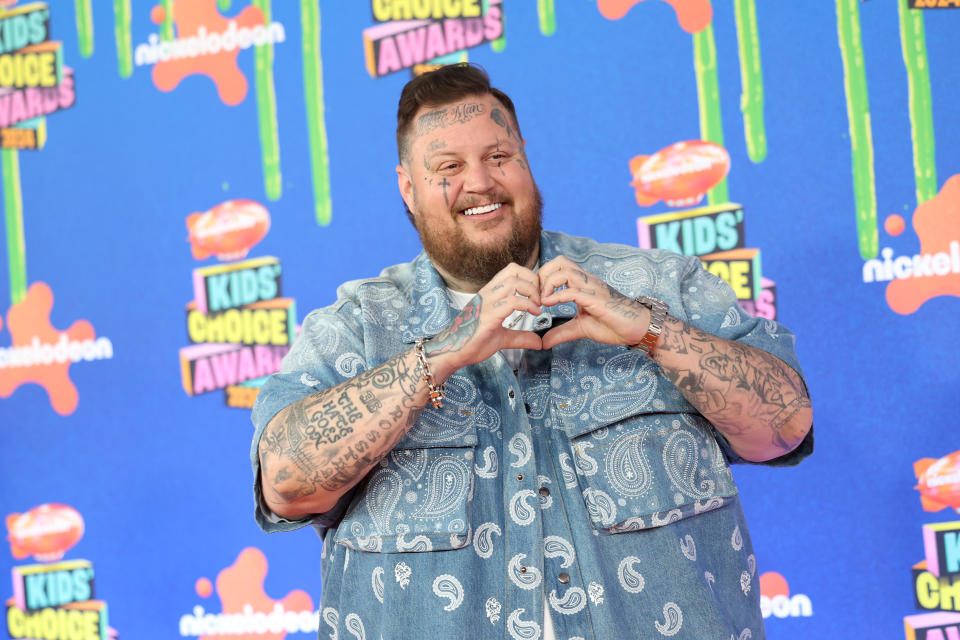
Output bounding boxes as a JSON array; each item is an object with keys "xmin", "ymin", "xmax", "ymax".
[{"xmin": 438, "ymin": 162, "xmax": 460, "ymax": 172}]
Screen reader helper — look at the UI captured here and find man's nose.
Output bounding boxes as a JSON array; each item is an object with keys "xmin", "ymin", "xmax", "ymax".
[{"xmin": 462, "ymin": 162, "xmax": 496, "ymax": 193}]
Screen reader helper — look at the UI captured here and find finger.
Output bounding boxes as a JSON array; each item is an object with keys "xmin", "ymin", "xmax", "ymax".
[
  {"xmin": 541, "ymin": 320, "xmax": 586, "ymax": 350},
  {"xmin": 539, "ymin": 264, "xmax": 594, "ymax": 299},
  {"xmin": 493, "ymin": 261, "xmax": 540, "ymax": 283},
  {"xmin": 540, "ymin": 283, "xmax": 604, "ymax": 313},
  {"xmin": 489, "ymin": 293, "xmax": 543, "ymax": 320},
  {"xmin": 538, "ymin": 254, "xmax": 575, "ymax": 278},
  {"xmin": 501, "ymin": 329, "xmax": 543, "ymax": 351},
  {"xmin": 487, "ymin": 274, "xmax": 542, "ymax": 307}
]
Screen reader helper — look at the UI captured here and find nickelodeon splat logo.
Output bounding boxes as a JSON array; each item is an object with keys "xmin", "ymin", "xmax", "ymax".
[
  {"xmin": 5, "ymin": 503, "xmax": 118, "ymax": 640},
  {"xmin": 0, "ymin": 282, "xmax": 113, "ymax": 416},
  {"xmin": 134, "ymin": 0, "xmax": 286, "ymax": 106},
  {"xmin": 862, "ymin": 174, "xmax": 960, "ymax": 314},
  {"xmin": 179, "ymin": 547, "xmax": 317, "ymax": 638},
  {"xmin": 759, "ymin": 571, "xmax": 813, "ymax": 620},
  {"xmin": 597, "ymin": 0, "xmax": 713, "ymax": 33}
]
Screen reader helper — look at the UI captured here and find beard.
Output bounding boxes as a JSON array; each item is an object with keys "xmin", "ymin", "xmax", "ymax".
[{"xmin": 413, "ymin": 184, "xmax": 544, "ymax": 289}]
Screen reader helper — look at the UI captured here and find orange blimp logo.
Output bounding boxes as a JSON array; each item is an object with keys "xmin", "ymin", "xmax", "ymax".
[
  {"xmin": 629, "ymin": 140, "xmax": 730, "ymax": 208},
  {"xmin": 914, "ymin": 450, "xmax": 960, "ymax": 513},
  {"xmin": 6, "ymin": 503, "xmax": 84, "ymax": 562},
  {"xmin": 186, "ymin": 199, "xmax": 270, "ymax": 262}
]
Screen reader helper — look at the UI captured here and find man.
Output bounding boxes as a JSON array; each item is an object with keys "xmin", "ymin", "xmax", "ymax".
[{"xmin": 251, "ymin": 63, "xmax": 812, "ymax": 639}]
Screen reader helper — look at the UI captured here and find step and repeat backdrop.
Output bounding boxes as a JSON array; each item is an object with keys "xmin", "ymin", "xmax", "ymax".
[{"xmin": 1, "ymin": 1, "xmax": 959, "ymax": 638}]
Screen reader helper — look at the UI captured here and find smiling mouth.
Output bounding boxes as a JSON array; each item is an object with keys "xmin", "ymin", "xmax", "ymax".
[{"xmin": 461, "ymin": 203, "xmax": 503, "ymax": 216}]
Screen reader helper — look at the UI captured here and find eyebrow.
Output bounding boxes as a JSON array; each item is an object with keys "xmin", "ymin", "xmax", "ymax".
[{"xmin": 425, "ymin": 138, "xmax": 519, "ymax": 158}]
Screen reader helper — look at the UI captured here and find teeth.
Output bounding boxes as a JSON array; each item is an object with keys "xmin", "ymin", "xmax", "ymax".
[{"xmin": 462, "ymin": 203, "xmax": 502, "ymax": 216}]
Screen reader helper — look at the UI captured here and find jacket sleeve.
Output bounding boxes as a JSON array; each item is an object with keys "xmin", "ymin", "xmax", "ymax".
[{"xmin": 673, "ymin": 255, "xmax": 814, "ymax": 467}]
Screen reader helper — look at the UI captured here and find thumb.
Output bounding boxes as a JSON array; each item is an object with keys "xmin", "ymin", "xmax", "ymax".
[
  {"xmin": 502, "ymin": 329, "xmax": 543, "ymax": 351},
  {"xmin": 541, "ymin": 320, "xmax": 585, "ymax": 349}
]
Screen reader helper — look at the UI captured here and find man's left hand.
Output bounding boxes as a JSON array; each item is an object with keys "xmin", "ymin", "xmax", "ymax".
[{"xmin": 538, "ymin": 255, "xmax": 651, "ymax": 350}]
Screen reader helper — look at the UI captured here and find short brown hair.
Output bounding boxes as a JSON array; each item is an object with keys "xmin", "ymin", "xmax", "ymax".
[{"xmin": 396, "ymin": 63, "xmax": 521, "ymax": 165}]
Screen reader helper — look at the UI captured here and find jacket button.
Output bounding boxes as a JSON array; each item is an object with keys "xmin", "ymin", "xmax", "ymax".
[
  {"xmin": 508, "ymin": 389, "xmax": 516, "ymax": 398},
  {"xmin": 519, "ymin": 566, "xmax": 528, "ymax": 574},
  {"xmin": 558, "ymin": 573, "xmax": 570, "ymax": 584},
  {"xmin": 539, "ymin": 487, "xmax": 550, "ymax": 498},
  {"xmin": 516, "ymin": 473, "xmax": 524, "ymax": 481}
]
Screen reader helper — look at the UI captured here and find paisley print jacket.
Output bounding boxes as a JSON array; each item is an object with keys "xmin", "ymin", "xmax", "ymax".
[{"xmin": 251, "ymin": 231, "xmax": 812, "ymax": 640}]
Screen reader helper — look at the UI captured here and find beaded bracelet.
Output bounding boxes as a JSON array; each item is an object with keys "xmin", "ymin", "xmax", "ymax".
[{"xmin": 414, "ymin": 337, "xmax": 445, "ymax": 409}]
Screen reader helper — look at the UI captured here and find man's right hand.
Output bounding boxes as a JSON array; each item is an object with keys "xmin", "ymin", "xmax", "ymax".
[{"xmin": 425, "ymin": 262, "xmax": 544, "ymax": 380}]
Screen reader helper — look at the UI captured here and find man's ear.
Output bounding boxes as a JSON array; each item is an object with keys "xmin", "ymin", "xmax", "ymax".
[{"xmin": 397, "ymin": 163, "xmax": 415, "ymax": 213}]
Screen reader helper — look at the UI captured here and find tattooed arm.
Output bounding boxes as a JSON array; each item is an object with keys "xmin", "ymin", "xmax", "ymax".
[
  {"xmin": 259, "ymin": 348, "xmax": 431, "ymax": 519},
  {"xmin": 538, "ymin": 255, "xmax": 812, "ymax": 463},
  {"xmin": 650, "ymin": 317, "xmax": 812, "ymax": 462},
  {"xmin": 258, "ymin": 262, "xmax": 544, "ymax": 519}
]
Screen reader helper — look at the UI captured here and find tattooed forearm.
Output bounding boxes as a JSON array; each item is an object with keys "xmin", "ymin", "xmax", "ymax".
[
  {"xmin": 258, "ymin": 348, "xmax": 431, "ymax": 514},
  {"xmin": 653, "ymin": 315, "xmax": 812, "ymax": 459}
]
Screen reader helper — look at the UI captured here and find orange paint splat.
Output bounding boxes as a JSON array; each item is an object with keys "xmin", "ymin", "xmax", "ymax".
[
  {"xmin": 886, "ymin": 175, "xmax": 960, "ymax": 314},
  {"xmin": 884, "ymin": 213, "xmax": 906, "ymax": 236},
  {"xmin": 0, "ymin": 282, "xmax": 95, "ymax": 416},
  {"xmin": 196, "ymin": 576, "xmax": 213, "ymax": 598},
  {"xmin": 759, "ymin": 571, "xmax": 789, "ymax": 599},
  {"xmin": 597, "ymin": 0, "xmax": 712, "ymax": 33},
  {"xmin": 151, "ymin": 0, "xmax": 266, "ymax": 106},
  {"xmin": 151, "ymin": 5, "xmax": 166, "ymax": 25},
  {"xmin": 199, "ymin": 547, "xmax": 313, "ymax": 640}
]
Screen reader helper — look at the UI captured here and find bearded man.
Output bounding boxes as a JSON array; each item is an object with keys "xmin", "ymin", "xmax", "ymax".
[{"xmin": 251, "ymin": 63, "xmax": 813, "ymax": 640}]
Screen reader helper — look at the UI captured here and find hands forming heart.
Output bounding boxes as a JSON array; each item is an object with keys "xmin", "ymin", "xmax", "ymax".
[{"xmin": 424, "ymin": 255, "xmax": 653, "ymax": 375}]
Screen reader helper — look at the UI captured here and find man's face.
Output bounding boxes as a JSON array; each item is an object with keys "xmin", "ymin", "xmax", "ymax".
[{"xmin": 397, "ymin": 93, "xmax": 542, "ymax": 291}]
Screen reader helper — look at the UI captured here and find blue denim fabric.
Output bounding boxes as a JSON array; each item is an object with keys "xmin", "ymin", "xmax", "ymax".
[{"xmin": 251, "ymin": 231, "xmax": 812, "ymax": 640}]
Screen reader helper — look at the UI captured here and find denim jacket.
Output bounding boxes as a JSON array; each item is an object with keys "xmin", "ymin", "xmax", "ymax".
[{"xmin": 251, "ymin": 230, "xmax": 812, "ymax": 640}]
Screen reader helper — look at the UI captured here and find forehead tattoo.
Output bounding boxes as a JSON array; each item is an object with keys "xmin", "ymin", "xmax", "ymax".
[
  {"xmin": 490, "ymin": 108, "xmax": 513, "ymax": 140},
  {"xmin": 415, "ymin": 101, "xmax": 486, "ymax": 138},
  {"xmin": 416, "ymin": 108, "xmax": 448, "ymax": 136}
]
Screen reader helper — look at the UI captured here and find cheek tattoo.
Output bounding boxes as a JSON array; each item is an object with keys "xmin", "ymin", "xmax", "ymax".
[{"xmin": 440, "ymin": 177, "xmax": 450, "ymax": 206}]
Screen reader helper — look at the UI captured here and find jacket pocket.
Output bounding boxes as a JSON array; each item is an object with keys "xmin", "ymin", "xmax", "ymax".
[
  {"xmin": 335, "ymin": 405, "xmax": 477, "ymax": 553},
  {"xmin": 554, "ymin": 377, "xmax": 738, "ymax": 533}
]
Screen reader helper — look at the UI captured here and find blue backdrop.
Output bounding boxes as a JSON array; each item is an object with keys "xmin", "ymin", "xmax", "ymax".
[{"xmin": 2, "ymin": 1, "xmax": 959, "ymax": 638}]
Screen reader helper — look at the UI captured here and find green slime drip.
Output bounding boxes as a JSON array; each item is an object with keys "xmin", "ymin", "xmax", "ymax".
[
  {"xmin": 74, "ymin": 0, "xmax": 94, "ymax": 57},
  {"xmin": 538, "ymin": 0, "xmax": 556, "ymax": 37},
  {"xmin": 3, "ymin": 150, "xmax": 25, "ymax": 306},
  {"xmin": 219, "ymin": 0, "xmax": 232, "ymax": 10},
  {"xmin": 114, "ymin": 0, "xmax": 132, "ymax": 78},
  {"xmin": 301, "ymin": 0, "xmax": 331, "ymax": 226},
  {"xmin": 161, "ymin": 0, "xmax": 174, "ymax": 42},
  {"xmin": 693, "ymin": 24, "xmax": 729, "ymax": 206},
  {"xmin": 253, "ymin": 0, "xmax": 282, "ymax": 201},
  {"xmin": 898, "ymin": 0, "xmax": 936, "ymax": 205},
  {"xmin": 836, "ymin": 0, "xmax": 877, "ymax": 260},
  {"xmin": 734, "ymin": 0, "xmax": 766, "ymax": 163}
]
